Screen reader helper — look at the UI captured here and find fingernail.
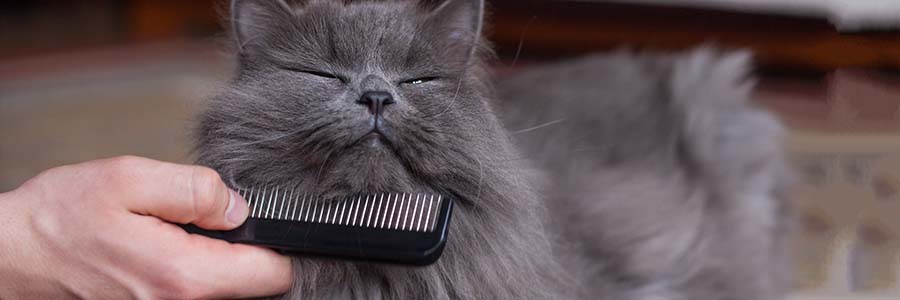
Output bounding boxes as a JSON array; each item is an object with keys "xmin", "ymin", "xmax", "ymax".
[{"xmin": 225, "ymin": 189, "xmax": 249, "ymax": 226}]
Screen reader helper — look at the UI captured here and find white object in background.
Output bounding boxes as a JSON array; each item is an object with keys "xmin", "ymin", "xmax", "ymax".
[{"xmin": 570, "ymin": 0, "xmax": 900, "ymax": 31}]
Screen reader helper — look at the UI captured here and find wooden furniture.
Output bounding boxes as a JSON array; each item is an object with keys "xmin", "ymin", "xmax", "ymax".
[{"xmin": 488, "ymin": 1, "xmax": 900, "ymax": 72}]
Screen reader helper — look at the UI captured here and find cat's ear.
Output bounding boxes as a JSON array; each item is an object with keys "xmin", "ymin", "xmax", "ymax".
[
  {"xmin": 230, "ymin": 0, "xmax": 296, "ymax": 53},
  {"xmin": 425, "ymin": 0, "xmax": 485, "ymax": 65}
]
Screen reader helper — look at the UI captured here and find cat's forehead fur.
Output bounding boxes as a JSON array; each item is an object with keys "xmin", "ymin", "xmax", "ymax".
[{"xmin": 245, "ymin": 0, "xmax": 454, "ymax": 76}]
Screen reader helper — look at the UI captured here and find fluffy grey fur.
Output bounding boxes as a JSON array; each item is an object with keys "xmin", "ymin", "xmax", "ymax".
[
  {"xmin": 195, "ymin": 0, "xmax": 789, "ymax": 299},
  {"xmin": 498, "ymin": 49, "xmax": 791, "ymax": 299},
  {"xmin": 195, "ymin": 0, "xmax": 567, "ymax": 299}
]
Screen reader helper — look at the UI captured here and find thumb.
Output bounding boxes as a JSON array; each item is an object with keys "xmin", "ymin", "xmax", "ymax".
[{"xmin": 103, "ymin": 156, "xmax": 250, "ymax": 230}]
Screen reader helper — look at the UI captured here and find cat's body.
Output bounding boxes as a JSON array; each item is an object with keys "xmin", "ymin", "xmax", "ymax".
[
  {"xmin": 194, "ymin": 0, "xmax": 788, "ymax": 299},
  {"xmin": 498, "ymin": 51, "xmax": 791, "ymax": 299}
]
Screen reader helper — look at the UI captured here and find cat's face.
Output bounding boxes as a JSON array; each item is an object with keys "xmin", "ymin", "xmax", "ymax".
[{"xmin": 197, "ymin": 0, "xmax": 491, "ymax": 198}]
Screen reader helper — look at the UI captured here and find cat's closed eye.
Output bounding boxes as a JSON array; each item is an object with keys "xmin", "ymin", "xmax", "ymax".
[
  {"xmin": 281, "ymin": 67, "xmax": 347, "ymax": 83},
  {"xmin": 400, "ymin": 77, "xmax": 438, "ymax": 86}
]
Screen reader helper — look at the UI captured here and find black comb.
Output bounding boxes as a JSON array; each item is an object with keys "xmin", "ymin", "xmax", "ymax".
[{"xmin": 183, "ymin": 187, "xmax": 453, "ymax": 266}]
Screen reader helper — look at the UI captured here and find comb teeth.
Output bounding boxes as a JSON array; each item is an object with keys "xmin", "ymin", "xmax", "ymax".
[
  {"xmin": 183, "ymin": 186, "xmax": 454, "ymax": 265},
  {"xmin": 238, "ymin": 187, "xmax": 444, "ymax": 232}
]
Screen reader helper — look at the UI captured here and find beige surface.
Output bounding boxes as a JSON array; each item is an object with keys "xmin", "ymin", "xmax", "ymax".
[
  {"xmin": 593, "ymin": 0, "xmax": 900, "ymax": 30},
  {"xmin": 0, "ymin": 79, "xmax": 201, "ymax": 191},
  {"xmin": 777, "ymin": 72, "xmax": 900, "ymax": 297},
  {"xmin": 0, "ymin": 42, "xmax": 228, "ymax": 191},
  {"xmin": 788, "ymin": 133, "xmax": 900, "ymax": 294}
]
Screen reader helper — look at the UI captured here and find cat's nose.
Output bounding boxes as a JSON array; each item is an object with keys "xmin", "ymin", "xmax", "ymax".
[{"xmin": 356, "ymin": 91, "xmax": 395, "ymax": 116}]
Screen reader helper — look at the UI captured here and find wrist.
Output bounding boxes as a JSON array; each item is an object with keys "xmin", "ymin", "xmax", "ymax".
[{"xmin": 0, "ymin": 189, "xmax": 65, "ymax": 298}]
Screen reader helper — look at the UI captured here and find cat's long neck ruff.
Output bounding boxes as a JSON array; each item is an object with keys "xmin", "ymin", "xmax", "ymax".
[{"xmin": 277, "ymin": 102, "xmax": 566, "ymax": 300}]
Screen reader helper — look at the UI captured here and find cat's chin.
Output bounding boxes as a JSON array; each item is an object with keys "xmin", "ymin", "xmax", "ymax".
[
  {"xmin": 312, "ymin": 137, "xmax": 425, "ymax": 197},
  {"xmin": 360, "ymin": 131, "xmax": 390, "ymax": 148}
]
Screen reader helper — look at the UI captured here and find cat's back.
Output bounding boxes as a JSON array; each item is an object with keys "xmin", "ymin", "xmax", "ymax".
[
  {"xmin": 498, "ymin": 51, "xmax": 682, "ymax": 168},
  {"xmin": 497, "ymin": 48, "xmax": 784, "ymax": 187},
  {"xmin": 497, "ymin": 49, "xmax": 790, "ymax": 300}
]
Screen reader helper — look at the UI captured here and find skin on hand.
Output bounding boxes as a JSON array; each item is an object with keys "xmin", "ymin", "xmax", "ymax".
[{"xmin": 0, "ymin": 156, "xmax": 294, "ymax": 300}]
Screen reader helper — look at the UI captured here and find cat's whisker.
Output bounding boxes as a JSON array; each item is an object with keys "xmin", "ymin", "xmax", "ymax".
[
  {"xmin": 510, "ymin": 15, "xmax": 537, "ymax": 69},
  {"xmin": 421, "ymin": 74, "xmax": 465, "ymax": 120},
  {"xmin": 512, "ymin": 119, "xmax": 567, "ymax": 135},
  {"xmin": 500, "ymin": 156, "xmax": 533, "ymax": 162},
  {"xmin": 314, "ymin": 148, "xmax": 337, "ymax": 186},
  {"xmin": 273, "ymin": 0, "xmax": 291, "ymax": 13},
  {"xmin": 242, "ymin": 125, "xmax": 325, "ymax": 146},
  {"xmin": 219, "ymin": 127, "xmax": 307, "ymax": 148}
]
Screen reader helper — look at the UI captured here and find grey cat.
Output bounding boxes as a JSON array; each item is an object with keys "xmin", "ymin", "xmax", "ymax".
[
  {"xmin": 196, "ymin": 0, "xmax": 567, "ymax": 299},
  {"xmin": 194, "ymin": 0, "xmax": 789, "ymax": 299}
]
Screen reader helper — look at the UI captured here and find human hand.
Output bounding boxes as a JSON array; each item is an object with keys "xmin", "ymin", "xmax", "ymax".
[{"xmin": 0, "ymin": 156, "xmax": 293, "ymax": 299}]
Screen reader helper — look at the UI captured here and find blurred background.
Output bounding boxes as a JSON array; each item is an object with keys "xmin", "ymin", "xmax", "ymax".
[{"xmin": 2, "ymin": 1, "xmax": 900, "ymax": 299}]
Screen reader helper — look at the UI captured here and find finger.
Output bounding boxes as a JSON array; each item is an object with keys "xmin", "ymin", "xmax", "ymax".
[
  {"xmin": 132, "ymin": 217, "xmax": 294, "ymax": 299},
  {"xmin": 97, "ymin": 156, "xmax": 249, "ymax": 230},
  {"xmin": 180, "ymin": 236, "xmax": 294, "ymax": 299}
]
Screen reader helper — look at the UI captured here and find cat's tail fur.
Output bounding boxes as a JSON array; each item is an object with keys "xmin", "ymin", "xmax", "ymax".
[
  {"xmin": 499, "ymin": 48, "xmax": 791, "ymax": 300},
  {"xmin": 664, "ymin": 48, "xmax": 792, "ymax": 299}
]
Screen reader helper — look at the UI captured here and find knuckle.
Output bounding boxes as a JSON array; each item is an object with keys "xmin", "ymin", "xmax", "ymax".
[
  {"xmin": 18, "ymin": 165, "xmax": 78, "ymax": 204},
  {"xmin": 22, "ymin": 166, "xmax": 66, "ymax": 189},
  {"xmin": 190, "ymin": 167, "xmax": 225, "ymax": 216},
  {"xmin": 34, "ymin": 165, "xmax": 63, "ymax": 180},
  {"xmin": 106, "ymin": 155, "xmax": 146, "ymax": 172},
  {"xmin": 100, "ymin": 156, "xmax": 146, "ymax": 186},
  {"xmin": 153, "ymin": 282, "xmax": 202, "ymax": 300},
  {"xmin": 149, "ymin": 263, "xmax": 208, "ymax": 300}
]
